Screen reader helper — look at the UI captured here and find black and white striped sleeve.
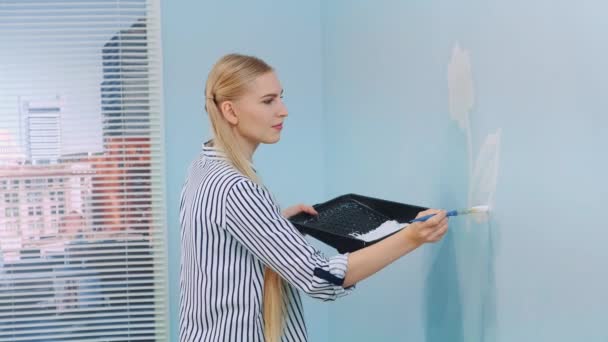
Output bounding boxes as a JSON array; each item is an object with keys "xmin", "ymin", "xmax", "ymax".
[{"xmin": 223, "ymin": 179, "xmax": 355, "ymax": 301}]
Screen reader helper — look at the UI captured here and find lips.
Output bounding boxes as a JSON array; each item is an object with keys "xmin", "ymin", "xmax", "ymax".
[{"xmin": 272, "ymin": 123, "xmax": 283, "ymax": 129}]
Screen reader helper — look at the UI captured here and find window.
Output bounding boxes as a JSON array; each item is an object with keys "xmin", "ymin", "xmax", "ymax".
[
  {"xmin": 26, "ymin": 191, "xmax": 43, "ymax": 203},
  {"xmin": 27, "ymin": 206, "xmax": 43, "ymax": 217},
  {"xmin": 5, "ymin": 207, "xmax": 19, "ymax": 218},
  {"xmin": 0, "ymin": 1, "xmax": 167, "ymax": 341},
  {"xmin": 3, "ymin": 193, "xmax": 18, "ymax": 204}
]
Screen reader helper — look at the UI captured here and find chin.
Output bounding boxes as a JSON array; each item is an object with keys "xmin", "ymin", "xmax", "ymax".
[
  {"xmin": 265, "ymin": 137, "xmax": 281, "ymax": 144},
  {"xmin": 263, "ymin": 134, "xmax": 281, "ymax": 144}
]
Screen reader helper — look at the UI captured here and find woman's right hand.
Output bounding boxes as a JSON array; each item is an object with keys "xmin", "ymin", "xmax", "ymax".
[
  {"xmin": 405, "ymin": 209, "xmax": 449, "ymax": 244},
  {"xmin": 343, "ymin": 208, "xmax": 450, "ymax": 287}
]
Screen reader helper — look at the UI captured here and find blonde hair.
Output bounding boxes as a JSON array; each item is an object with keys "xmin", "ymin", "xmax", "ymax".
[{"xmin": 204, "ymin": 53, "xmax": 286, "ymax": 342}]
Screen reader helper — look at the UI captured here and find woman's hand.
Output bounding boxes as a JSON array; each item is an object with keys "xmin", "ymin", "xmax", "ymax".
[
  {"xmin": 405, "ymin": 209, "xmax": 449, "ymax": 244},
  {"xmin": 343, "ymin": 208, "xmax": 450, "ymax": 287},
  {"xmin": 282, "ymin": 204, "xmax": 318, "ymax": 219}
]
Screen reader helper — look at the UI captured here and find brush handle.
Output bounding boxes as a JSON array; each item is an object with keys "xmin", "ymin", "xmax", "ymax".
[{"xmin": 408, "ymin": 210, "xmax": 458, "ymax": 223}]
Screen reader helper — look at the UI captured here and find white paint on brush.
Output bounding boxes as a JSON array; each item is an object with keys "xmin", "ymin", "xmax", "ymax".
[
  {"xmin": 470, "ymin": 205, "xmax": 490, "ymax": 213},
  {"xmin": 350, "ymin": 220, "xmax": 409, "ymax": 242}
]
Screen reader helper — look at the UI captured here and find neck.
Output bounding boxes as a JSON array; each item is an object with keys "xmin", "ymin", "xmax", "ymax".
[{"xmin": 232, "ymin": 131, "xmax": 258, "ymax": 162}]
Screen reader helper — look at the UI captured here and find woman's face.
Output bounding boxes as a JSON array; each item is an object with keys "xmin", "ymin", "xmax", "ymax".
[{"xmin": 229, "ymin": 71, "xmax": 288, "ymax": 146}]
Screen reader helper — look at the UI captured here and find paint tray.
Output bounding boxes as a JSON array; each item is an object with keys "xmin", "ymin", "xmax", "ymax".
[{"xmin": 289, "ymin": 193, "xmax": 427, "ymax": 253}]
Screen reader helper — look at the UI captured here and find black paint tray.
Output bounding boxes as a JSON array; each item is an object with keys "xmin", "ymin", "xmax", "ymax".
[{"xmin": 289, "ymin": 193, "xmax": 427, "ymax": 253}]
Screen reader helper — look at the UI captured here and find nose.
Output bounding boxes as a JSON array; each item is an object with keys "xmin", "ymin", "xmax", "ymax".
[{"xmin": 278, "ymin": 99, "xmax": 288, "ymax": 118}]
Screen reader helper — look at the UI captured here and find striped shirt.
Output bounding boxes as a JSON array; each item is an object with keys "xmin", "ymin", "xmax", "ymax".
[{"xmin": 179, "ymin": 144, "xmax": 355, "ymax": 341}]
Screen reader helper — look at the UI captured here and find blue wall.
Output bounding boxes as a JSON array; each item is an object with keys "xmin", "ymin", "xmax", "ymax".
[
  {"xmin": 160, "ymin": 1, "xmax": 331, "ymax": 340},
  {"xmin": 322, "ymin": 1, "xmax": 607, "ymax": 341},
  {"xmin": 162, "ymin": 1, "xmax": 608, "ymax": 341}
]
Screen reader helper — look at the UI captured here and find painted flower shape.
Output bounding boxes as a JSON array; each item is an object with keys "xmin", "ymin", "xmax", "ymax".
[
  {"xmin": 447, "ymin": 42, "xmax": 475, "ymax": 131},
  {"xmin": 469, "ymin": 129, "xmax": 502, "ymax": 224}
]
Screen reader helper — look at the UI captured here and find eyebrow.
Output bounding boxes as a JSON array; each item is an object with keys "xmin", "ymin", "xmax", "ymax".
[{"xmin": 260, "ymin": 89, "xmax": 284, "ymax": 99}]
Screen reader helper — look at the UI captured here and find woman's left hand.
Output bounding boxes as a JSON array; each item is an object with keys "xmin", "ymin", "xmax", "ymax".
[{"xmin": 282, "ymin": 204, "xmax": 318, "ymax": 219}]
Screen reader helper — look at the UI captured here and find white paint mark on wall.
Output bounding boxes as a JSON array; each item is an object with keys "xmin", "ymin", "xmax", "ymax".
[
  {"xmin": 447, "ymin": 42, "xmax": 502, "ymax": 230},
  {"xmin": 448, "ymin": 42, "xmax": 475, "ymax": 132},
  {"xmin": 470, "ymin": 129, "xmax": 501, "ymax": 224}
]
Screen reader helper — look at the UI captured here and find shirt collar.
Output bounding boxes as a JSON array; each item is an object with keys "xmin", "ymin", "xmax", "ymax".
[
  {"xmin": 201, "ymin": 140, "xmax": 256, "ymax": 171},
  {"xmin": 201, "ymin": 143, "xmax": 227, "ymax": 161}
]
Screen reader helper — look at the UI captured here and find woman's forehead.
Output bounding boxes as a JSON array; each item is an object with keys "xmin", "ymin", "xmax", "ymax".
[{"xmin": 249, "ymin": 72, "xmax": 282, "ymax": 96}]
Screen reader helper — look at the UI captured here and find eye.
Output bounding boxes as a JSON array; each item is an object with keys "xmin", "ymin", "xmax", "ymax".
[{"xmin": 262, "ymin": 94, "xmax": 284, "ymax": 104}]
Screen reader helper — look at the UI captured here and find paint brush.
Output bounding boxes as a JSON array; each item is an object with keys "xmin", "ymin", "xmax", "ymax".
[{"xmin": 408, "ymin": 205, "xmax": 489, "ymax": 223}]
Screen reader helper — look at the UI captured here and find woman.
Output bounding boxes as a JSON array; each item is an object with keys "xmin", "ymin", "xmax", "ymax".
[{"xmin": 179, "ymin": 53, "xmax": 449, "ymax": 342}]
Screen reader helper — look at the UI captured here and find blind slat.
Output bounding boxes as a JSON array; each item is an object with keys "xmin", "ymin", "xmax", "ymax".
[
  {"xmin": 0, "ymin": 275, "xmax": 165, "ymax": 289},
  {"xmin": 0, "ymin": 325, "xmax": 166, "ymax": 342},
  {"xmin": 0, "ymin": 303, "xmax": 164, "ymax": 322}
]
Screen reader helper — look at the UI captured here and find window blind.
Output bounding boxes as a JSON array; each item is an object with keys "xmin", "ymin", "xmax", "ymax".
[{"xmin": 0, "ymin": 0, "xmax": 168, "ymax": 340}]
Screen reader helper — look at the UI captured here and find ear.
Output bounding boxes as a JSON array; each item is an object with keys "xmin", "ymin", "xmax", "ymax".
[{"xmin": 219, "ymin": 101, "xmax": 239, "ymax": 125}]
